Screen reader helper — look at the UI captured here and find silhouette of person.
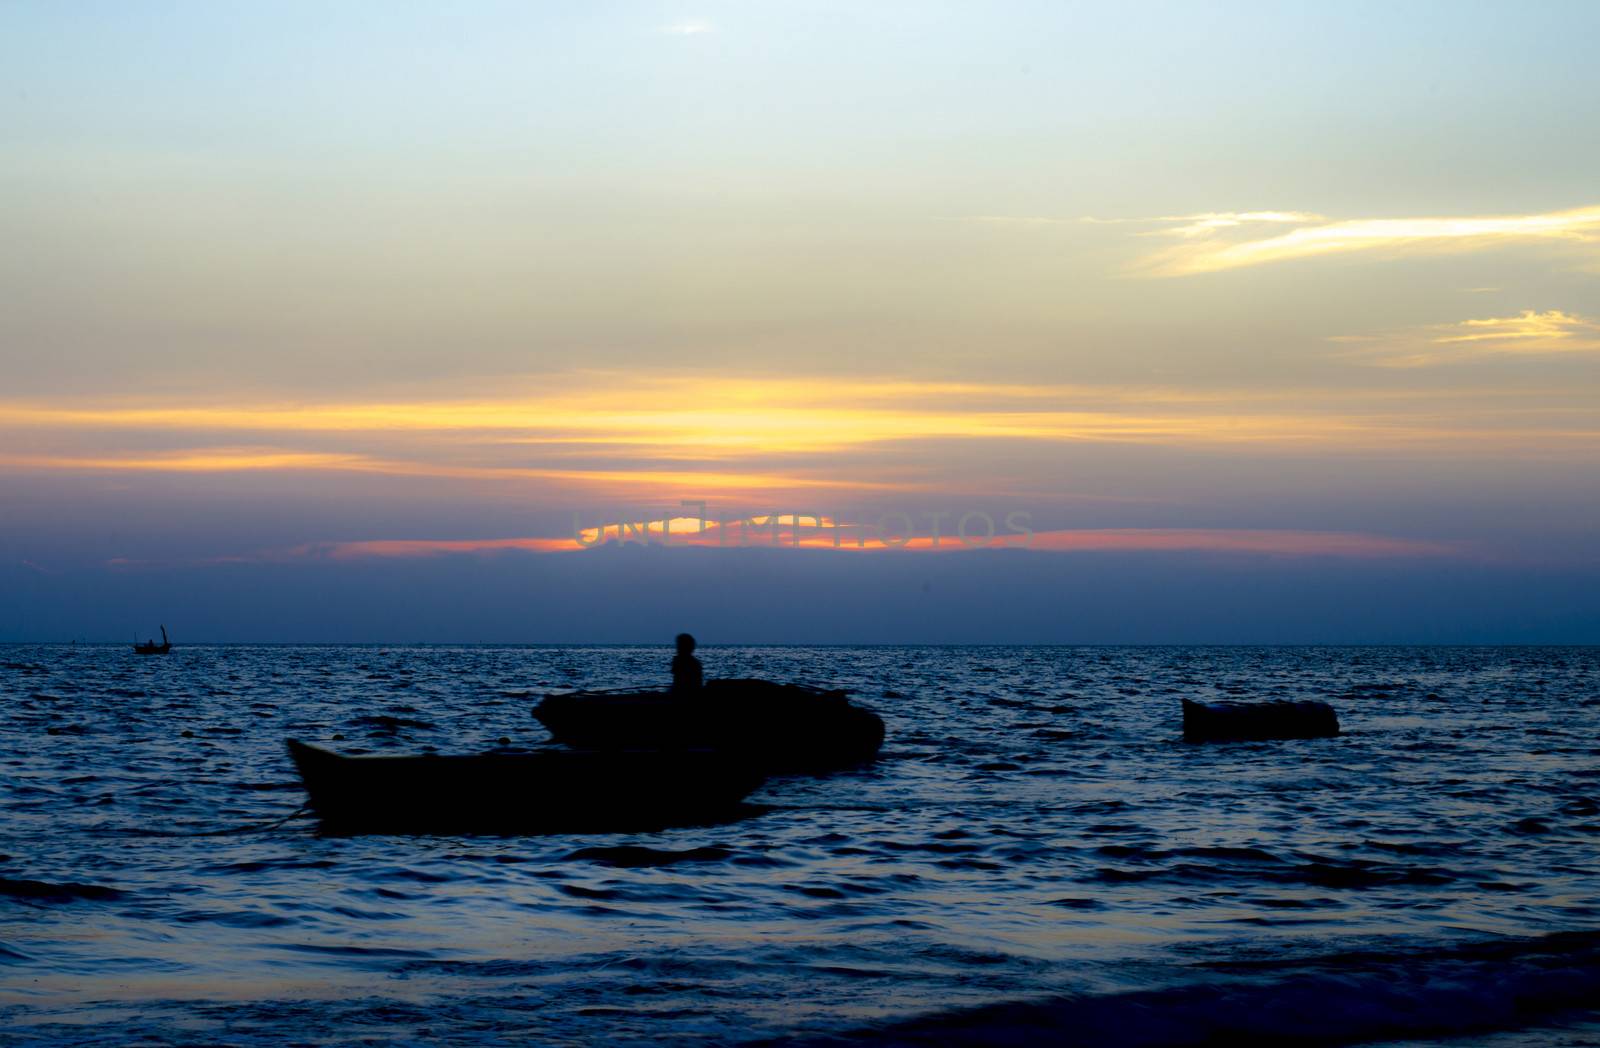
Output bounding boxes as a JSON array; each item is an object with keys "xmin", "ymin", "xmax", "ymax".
[{"xmin": 670, "ymin": 633, "xmax": 703, "ymax": 696}]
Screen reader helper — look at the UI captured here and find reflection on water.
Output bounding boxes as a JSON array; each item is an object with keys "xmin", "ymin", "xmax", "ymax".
[{"xmin": 2, "ymin": 645, "xmax": 1598, "ymax": 1044}]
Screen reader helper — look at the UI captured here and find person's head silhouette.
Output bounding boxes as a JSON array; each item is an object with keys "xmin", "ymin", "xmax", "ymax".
[{"xmin": 676, "ymin": 633, "xmax": 696, "ymax": 655}]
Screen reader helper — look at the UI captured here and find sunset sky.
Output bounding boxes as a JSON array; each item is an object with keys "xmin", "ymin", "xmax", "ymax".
[{"xmin": 3, "ymin": 2, "xmax": 1597, "ymax": 641}]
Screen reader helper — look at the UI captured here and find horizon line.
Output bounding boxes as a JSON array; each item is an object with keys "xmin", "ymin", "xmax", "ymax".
[{"xmin": 5, "ymin": 640, "xmax": 1595, "ymax": 649}]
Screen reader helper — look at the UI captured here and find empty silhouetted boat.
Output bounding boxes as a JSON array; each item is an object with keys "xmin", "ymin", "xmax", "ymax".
[
  {"xmin": 286, "ymin": 738, "xmax": 766, "ymax": 834},
  {"xmin": 1181, "ymin": 698, "xmax": 1340, "ymax": 742},
  {"xmin": 534, "ymin": 679, "xmax": 885, "ymax": 773},
  {"xmin": 133, "ymin": 626, "xmax": 172, "ymax": 655}
]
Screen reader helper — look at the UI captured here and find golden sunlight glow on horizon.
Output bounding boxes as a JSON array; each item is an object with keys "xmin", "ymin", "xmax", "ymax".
[
  {"xmin": 2, "ymin": 370, "xmax": 1596, "ymax": 502},
  {"xmin": 3, "ymin": 375, "xmax": 1595, "ymax": 447}
]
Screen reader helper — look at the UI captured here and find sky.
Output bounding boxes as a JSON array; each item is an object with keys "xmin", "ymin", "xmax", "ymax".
[{"xmin": 2, "ymin": 1, "xmax": 1597, "ymax": 642}]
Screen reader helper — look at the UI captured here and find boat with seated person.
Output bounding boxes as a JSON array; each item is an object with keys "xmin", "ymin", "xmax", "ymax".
[{"xmin": 534, "ymin": 679, "xmax": 886, "ymax": 773}]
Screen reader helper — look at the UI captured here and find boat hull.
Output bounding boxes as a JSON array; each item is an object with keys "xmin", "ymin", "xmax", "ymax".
[
  {"xmin": 533, "ymin": 679, "xmax": 886, "ymax": 773},
  {"xmin": 286, "ymin": 739, "xmax": 766, "ymax": 835}
]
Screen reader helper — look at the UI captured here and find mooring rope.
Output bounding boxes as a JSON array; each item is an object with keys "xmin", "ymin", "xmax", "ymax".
[{"xmin": 135, "ymin": 804, "xmax": 314, "ymax": 838}]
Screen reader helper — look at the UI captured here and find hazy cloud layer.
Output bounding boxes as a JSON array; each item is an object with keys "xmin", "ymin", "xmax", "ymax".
[{"xmin": 4, "ymin": 4, "xmax": 1599, "ymax": 639}]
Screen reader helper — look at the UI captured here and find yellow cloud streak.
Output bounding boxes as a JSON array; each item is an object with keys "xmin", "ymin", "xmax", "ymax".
[
  {"xmin": 0, "ymin": 378, "xmax": 1089, "ymax": 429},
  {"xmin": 1133, "ymin": 204, "xmax": 1600, "ymax": 276},
  {"xmin": 0, "ymin": 449, "xmax": 368, "ymax": 472},
  {"xmin": 0, "ymin": 447, "xmax": 908, "ymax": 493},
  {"xmin": 0, "ymin": 404, "xmax": 1486, "ymax": 457},
  {"xmin": 1434, "ymin": 309, "xmax": 1599, "ymax": 347},
  {"xmin": 1338, "ymin": 309, "xmax": 1600, "ymax": 367}
]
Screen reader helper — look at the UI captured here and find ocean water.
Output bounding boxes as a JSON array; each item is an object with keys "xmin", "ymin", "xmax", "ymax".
[{"xmin": 2, "ymin": 645, "xmax": 1598, "ymax": 1046}]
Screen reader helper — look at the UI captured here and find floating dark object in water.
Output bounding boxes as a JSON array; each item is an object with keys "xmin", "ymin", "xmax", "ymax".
[
  {"xmin": 350, "ymin": 714, "xmax": 435, "ymax": 733},
  {"xmin": 133, "ymin": 625, "xmax": 172, "ymax": 655},
  {"xmin": 1181, "ymin": 698, "xmax": 1339, "ymax": 742},
  {"xmin": 533, "ymin": 679, "xmax": 885, "ymax": 773},
  {"xmin": 0, "ymin": 877, "xmax": 123, "ymax": 902},
  {"xmin": 286, "ymin": 739, "xmax": 766, "ymax": 835}
]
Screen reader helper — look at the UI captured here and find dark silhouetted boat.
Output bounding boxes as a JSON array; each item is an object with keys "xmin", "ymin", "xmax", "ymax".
[
  {"xmin": 1181, "ymin": 698, "xmax": 1339, "ymax": 742},
  {"xmin": 534, "ymin": 679, "xmax": 886, "ymax": 773},
  {"xmin": 286, "ymin": 738, "xmax": 766, "ymax": 834},
  {"xmin": 133, "ymin": 626, "xmax": 171, "ymax": 655}
]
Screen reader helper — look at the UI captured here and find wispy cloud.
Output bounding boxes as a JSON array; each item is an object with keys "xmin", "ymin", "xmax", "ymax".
[
  {"xmin": 660, "ymin": 20, "xmax": 714, "ymax": 35},
  {"xmin": 1433, "ymin": 309, "xmax": 1598, "ymax": 346},
  {"xmin": 1337, "ymin": 309, "xmax": 1600, "ymax": 368},
  {"xmin": 1122, "ymin": 205, "xmax": 1600, "ymax": 276},
  {"xmin": 1148, "ymin": 212, "xmax": 1325, "ymax": 239},
  {"xmin": 972, "ymin": 211, "xmax": 1322, "ymax": 232}
]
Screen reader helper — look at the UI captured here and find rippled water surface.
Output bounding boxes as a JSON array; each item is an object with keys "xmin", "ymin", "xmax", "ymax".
[{"xmin": 3, "ymin": 645, "xmax": 1599, "ymax": 1044}]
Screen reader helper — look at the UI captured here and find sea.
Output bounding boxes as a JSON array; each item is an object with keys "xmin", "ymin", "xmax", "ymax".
[{"xmin": 2, "ymin": 645, "xmax": 1598, "ymax": 1046}]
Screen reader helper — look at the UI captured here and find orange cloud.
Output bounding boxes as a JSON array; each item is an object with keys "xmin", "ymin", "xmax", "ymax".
[{"xmin": 292, "ymin": 537, "xmax": 572, "ymax": 559}]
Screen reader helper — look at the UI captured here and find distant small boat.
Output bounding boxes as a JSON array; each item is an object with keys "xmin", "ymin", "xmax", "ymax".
[
  {"xmin": 133, "ymin": 626, "xmax": 172, "ymax": 655},
  {"xmin": 286, "ymin": 739, "xmax": 766, "ymax": 834},
  {"xmin": 534, "ymin": 679, "xmax": 886, "ymax": 773},
  {"xmin": 1181, "ymin": 698, "xmax": 1339, "ymax": 742}
]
